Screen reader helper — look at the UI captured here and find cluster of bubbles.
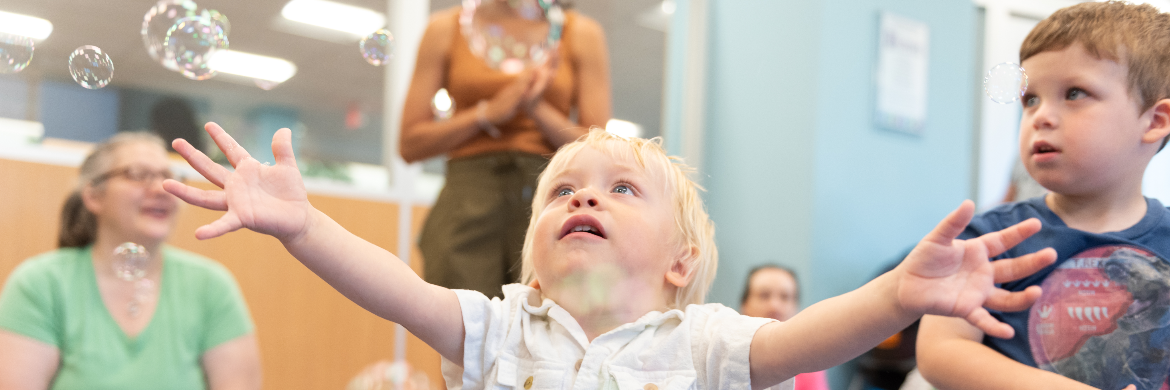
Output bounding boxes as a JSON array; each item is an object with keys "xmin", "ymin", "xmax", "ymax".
[
  {"xmin": 360, "ymin": 29, "xmax": 395, "ymax": 66},
  {"xmin": 112, "ymin": 242, "xmax": 157, "ymax": 317},
  {"xmin": 113, "ymin": 242, "xmax": 149, "ymax": 282},
  {"xmin": 458, "ymin": 0, "xmax": 565, "ymax": 74},
  {"xmin": 0, "ymin": 32, "xmax": 115, "ymax": 91},
  {"xmin": 141, "ymin": 0, "xmax": 230, "ymax": 80},
  {"xmin": 0, "ymin": 33, "xmax": 34, "ymax": 74},
  {"xmin": 984, "ymin": 62, "xmax": 1029, "ymax": 104}
]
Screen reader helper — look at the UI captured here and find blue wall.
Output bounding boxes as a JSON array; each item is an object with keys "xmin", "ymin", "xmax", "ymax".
[
  {"xmin": 703, "ymin": 0, "xmax": 823, "ymax": 307},
  {"xmin": 807, "ymin": 0, "xmax": 976, "ymax": 307},
  {"xmin": 697, "ymin": 0, "xmax": 977, "ymax": 387},
  {"xmin": 38, "ymin": 80, "xmax": 120, "ymax": 143}
]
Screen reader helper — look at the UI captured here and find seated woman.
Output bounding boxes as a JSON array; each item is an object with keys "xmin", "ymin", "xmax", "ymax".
[{"xmin": 0, "ymin": 132, "xmax": 261, "ymax": 390}]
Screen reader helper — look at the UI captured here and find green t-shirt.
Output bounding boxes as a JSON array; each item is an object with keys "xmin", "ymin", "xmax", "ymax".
[{"xmin": 0, "ymin": 246, "xmax": 254, "ymax": 390}]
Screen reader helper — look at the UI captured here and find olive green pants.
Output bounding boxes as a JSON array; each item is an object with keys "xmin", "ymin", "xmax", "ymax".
[{"xmin": 418, "ymin": 151, "xmax": 548, "ymax": 298}]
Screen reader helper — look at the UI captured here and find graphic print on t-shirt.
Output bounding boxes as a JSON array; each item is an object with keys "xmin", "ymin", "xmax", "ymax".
[{"xmin": 1029, "ymin": 245, "xmax": 1170, "ymax": 390}]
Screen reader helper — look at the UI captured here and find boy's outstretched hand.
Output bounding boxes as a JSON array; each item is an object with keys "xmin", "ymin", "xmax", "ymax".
[
  {"xmin": 162, "ymin": 122, "xmax": 312, "ymax": 242},
  {"xmin": 897, "ymin": 200, "xmax": 1055, "ymax": 339}
]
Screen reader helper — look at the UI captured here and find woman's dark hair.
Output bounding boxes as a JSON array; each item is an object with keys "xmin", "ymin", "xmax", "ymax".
[{"xmin": 58, "ymin": 132, "xmax": 167, "ymax": 248}]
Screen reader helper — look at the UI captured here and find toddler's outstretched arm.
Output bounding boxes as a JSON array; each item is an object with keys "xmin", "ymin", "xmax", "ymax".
[
  {"xmin": 162, "ymin": 122, "xmax": 465, "ymax": 363},
  {"xmin": 747, "ymin": 201, "xmax": 1055, "ymax": 389}
]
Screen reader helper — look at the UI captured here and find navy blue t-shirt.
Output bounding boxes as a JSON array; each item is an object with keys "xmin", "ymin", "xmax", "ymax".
[{"xmin": 961, "ymin": 196, "xmax": 1170, "ymax": 390}]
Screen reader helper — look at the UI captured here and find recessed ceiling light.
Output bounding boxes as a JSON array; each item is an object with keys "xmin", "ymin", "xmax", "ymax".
[
  {"xmin": 281, "ymin": 0, "xmax": 385, "ymax": 37},
  {"xmin": 0, "ymin": 10, "xmax": 52, "ymax": 40},
  {"xmin": 208, "ymin": 50, "xmax": 297, "ymax": 83}
]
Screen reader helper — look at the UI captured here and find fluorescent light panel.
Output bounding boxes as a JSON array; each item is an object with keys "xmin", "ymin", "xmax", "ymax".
[
  {"xmin": 0, "ymin": 10, "xmax": 52, "ymax": 40},
  {"xmin": 281, "ymin": 0, "xmax": 385, "ymax": 37},
  {"xmin": 208, "ymin": 50, "xmax": 297, "ymax": 83}
]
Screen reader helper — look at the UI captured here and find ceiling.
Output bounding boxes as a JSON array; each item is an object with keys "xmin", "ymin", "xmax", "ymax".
[
  {"xmin": 3, "ymin": 0, "xmax": 668, "ymax": 136},
  {"xmin": 5, "ymin": 0, "xmax": 390, "ymax": 115}
]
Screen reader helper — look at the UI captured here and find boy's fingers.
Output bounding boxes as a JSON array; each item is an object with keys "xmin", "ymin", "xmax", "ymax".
[
  {"xmin": 983, "ymin": 286, "xmax": 1043, "ymax": 312},
  {"xmin": 993, "ymin": 248, "xmax": 1056, "ymax": 283},
  {"xmin": 172, "ymin": 138, "xmax": 229, "ymax": 188},
  {"xmin": 976, "ymin": 218, "xmax": 1043, "ymax": 258},
  {"xmin": 205, "ymin": 122, "xmax": 252, "ymax": 168},
  {"xmin": 272, "ymin": 128, "xmax": 297, "ymax": 167},
  {"xmin": 922, "ymin": 200, "xmax": 975, "ymax": 246},
  {"xmin": 162, "ymin": 179, "xmax": 228, "ymax": 211},
  {"xmin": 195, "ymin": 214, "xmax": 243, "ymax": 240},
  {"xmin": 966, "ymin": 307, "xmax": 1015, "ymax": 339}
]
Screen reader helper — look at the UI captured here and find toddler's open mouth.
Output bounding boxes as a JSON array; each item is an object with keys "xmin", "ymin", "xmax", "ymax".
[{"xmin": 560, "ymin": 214, "xmax": 607, "ymax": 239}]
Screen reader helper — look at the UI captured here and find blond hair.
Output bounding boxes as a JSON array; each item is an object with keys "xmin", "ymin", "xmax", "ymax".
[
  {"xmin": 1021, "ymin": 1, "xmax": 1170, "ymax": 115},
  {"xmin": 519, "ymin": 130, "xmax": 718, "ymax": 309}
]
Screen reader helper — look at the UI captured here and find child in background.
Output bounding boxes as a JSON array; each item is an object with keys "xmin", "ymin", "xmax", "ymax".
[
  {"xmin": 917, "ymin": 2, "xmax": 1170, "ymax": 390},
  {"xmin": 164, "ymin": 124, "xmax": 1054, "ymax": 389}
]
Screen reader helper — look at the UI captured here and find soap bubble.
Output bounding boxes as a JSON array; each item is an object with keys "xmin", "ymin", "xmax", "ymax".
[
  {"xmin": 204, "ymin": 9, "xmax": 230, "ymax": 36},
  {"xmin": 68, "ymin": 46, "xmax": 114, "ymax": 89},
  {"xmin": 0, "ymin": 33, "xmax": 34, "ymax": 74},
  {"xmin": 113, "ymin": 242, "xmax": 149, "ymax": 282},
  {"xmin": 460, "ymin": 0, "xmax": 564, "ymax": 74},
  {"xmin": 142, "ymin": 0, "xmax": 198, "ymax": 71},
  {"xmin": 165, "ymin": 14, "xmax": 229, "ymax": 80},
  {"xmin": 254, "ymin": 79, "xmax": 279, "ymax": 90},
  {"xmin": 359, "ymin": 29, "xmax": 394, "ymax": 66},
  {"xmin": 346, "ymin": 360, "xmax": 432, "ymax": 390},
  {"xmin": 984, "ymin": 62, "xmax": 1028, "ymax": 104},
  {"xmin": 432, "ymin": 88, "xmax": 455, "ymax": 120}
]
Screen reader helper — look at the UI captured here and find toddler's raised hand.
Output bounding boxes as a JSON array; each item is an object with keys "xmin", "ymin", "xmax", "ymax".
[
  {"xmin": 896, "ymin": 200, "xmax": 1056, "ymax": 339},
  {"xmin": 162, "ymin": 122, "xmax": 312, "ymax": 242}
]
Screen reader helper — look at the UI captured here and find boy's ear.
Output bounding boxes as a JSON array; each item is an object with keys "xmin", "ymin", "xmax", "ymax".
[
  {"xmin": 665, "ymin": 245, "xmax": 699, "ymax": 288},
  {"xmin": 1141, "ymin": 98, "xmax": 1170, "ymax": 145}
]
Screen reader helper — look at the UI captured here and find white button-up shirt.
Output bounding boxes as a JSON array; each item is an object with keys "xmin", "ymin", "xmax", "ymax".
[{"xmin": 443, "ymin": 284, "xmax": 793, "ymax": 390}]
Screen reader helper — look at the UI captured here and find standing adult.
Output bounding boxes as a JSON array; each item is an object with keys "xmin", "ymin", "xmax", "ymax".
[
  {"xmin": 400, "ymin": 1, "xmax": 612, "ymax": 298},
  {"xmin": 0, "ymin": 133, "xmax": 260, "ymax": 390},
  {"xmin": 740, "ymin": 265, "xmax": 830, "ymax": 390}
]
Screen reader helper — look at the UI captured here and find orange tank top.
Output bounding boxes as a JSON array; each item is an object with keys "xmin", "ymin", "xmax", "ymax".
[{"xmin": 446, "ymin": 9, "xmax": 578, "ymax": 159}]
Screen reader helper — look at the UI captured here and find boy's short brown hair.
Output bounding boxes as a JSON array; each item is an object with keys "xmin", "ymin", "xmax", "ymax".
[{"xmin": 1021, "ymin": 1, "xmax": 1170, "ymax": 114}]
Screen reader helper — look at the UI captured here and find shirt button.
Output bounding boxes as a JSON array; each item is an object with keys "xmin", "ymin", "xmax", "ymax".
[
  {"xmin": 574, "ymin": 359, "xmax": 582, "ymax": 371},
  {"xmin": 524, "ymin": 376, "xmax": 534, "ymax": 389},
  {"xmin": 644, "ymin": 384, "xmax": 659, "ymax": 390}
]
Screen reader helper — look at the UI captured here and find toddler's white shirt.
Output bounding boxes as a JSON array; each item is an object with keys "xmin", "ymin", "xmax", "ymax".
[{"xmin": 443, "ymin": 284, "xmax": 793, "ymax": 390}]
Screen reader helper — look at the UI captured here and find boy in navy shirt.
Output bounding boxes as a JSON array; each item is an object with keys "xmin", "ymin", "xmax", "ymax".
[{"xmin": 918, "ymin": 2, "xmax": 1170, "ymax": 390}]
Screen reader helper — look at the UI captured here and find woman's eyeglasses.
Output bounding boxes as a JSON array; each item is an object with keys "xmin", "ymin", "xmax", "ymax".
[{"xmin": 93, "ymin": 166, "xmax": 182, "ymax": 185}]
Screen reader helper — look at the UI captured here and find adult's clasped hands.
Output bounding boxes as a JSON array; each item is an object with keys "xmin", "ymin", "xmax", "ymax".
[{"xmin": 478, "ymin": 55, "xmax": 559, "ymax": 126}]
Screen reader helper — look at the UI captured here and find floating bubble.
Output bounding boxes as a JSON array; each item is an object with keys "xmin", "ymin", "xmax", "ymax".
[
  {"xmin": 359, "ymin": 29, "xmax": 394, "ymax": 66},
  {"xmin": 985, "ymin": 62, "xmax": 1028, "ymax": 104},
  {"xmin": 254, "ymin": 79, "xmax": 279, "ymax": 90},
  {"xmin": 203, "ymin": 9, "xmax": 230, "ymax": 36},
  {"xmin": 68, "ymin": 46, "xmax": 114, "ymax": 89},
  {"xmin": 0, "ymin": 33, "xmax": 34, "ymax": 74},
  {"xmin": 142, "ymin": 0, "xmax": 198, "ymax": 71},
  {"xmin": 165, "ymin": 14, "xmax": 229, "ymax": 80},
  {"xmin": 460, "ymin": 0, "xmax": 563, "ymax": 74},
  {"xmin": 113, "ymin": 242, "xmax": 149, "ymax": 282},
  {"xmin": 432, "ymin": 88, "xmax": 455, "ymax": 120},
  {"xmin": 346, "ymin": 360, "xmax": 431, "ymax": 390}
]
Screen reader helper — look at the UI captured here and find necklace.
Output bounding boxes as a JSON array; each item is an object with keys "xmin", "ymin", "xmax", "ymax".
[{"xmin": 113, "ymin": 243, "xmax": 156, "ymax": 318}]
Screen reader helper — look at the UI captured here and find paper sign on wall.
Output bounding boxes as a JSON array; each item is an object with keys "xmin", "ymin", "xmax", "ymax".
[{"xmin": 875, "ymin": 12, "xmax": 930, "ymax": 135}]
